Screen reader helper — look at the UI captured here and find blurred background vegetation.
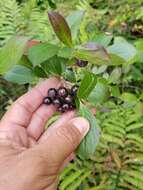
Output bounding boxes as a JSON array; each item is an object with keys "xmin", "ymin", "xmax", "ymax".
[{"xmin": 0, "ymin": 0, "xmax": 143, "ymax": 189}]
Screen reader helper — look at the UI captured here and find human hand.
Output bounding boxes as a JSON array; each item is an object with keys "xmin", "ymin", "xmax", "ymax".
[{"xmin": 0, "ymin": 78, "xmax": 89, "ymax": 190}]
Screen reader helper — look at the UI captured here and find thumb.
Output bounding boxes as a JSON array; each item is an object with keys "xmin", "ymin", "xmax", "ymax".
[{"xmin": 36, "ymin": 117, "xmax": 90, "ymax": 166}]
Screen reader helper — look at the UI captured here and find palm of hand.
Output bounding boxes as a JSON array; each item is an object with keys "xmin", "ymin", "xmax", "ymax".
[{"xmin": 0, "ymin": 78, "xmax": 77, "ymax": 190}]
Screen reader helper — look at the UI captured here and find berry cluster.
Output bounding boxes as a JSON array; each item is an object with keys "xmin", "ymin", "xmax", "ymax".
[{"xmin": 43, "ymin": 85, "xmax": 79, "ymax": 113}]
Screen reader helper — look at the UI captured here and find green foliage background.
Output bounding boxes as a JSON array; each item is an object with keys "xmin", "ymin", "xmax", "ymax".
[{"xmin": 0, "ymin": 0, "xmax": 143, "ymax": 189}]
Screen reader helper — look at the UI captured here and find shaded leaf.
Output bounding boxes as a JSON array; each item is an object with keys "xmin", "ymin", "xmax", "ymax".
[
  {"xmin": 42, "ymin": 56, "xmax": 66, "ymax": 75},
  {"xmin": 62, "ymin": 68, "xmax": 76, "ymax": 82},
  {"xmin": 0, "ymin": 36, "xmax": 28, "ymax": 75},
  {"xmin": 78, "ymin": 72, "xmax": 97, "ymax": 100},
  {"xmin": 4, "ymin": 65, "xmax": 35, "ymax": 84},
  {"xmin": 33, "ymin": 66, "xmax": 48, "ymax": 78},
  {"xmin": 28, "ymin": 43, "xmax": 59, "ymax": 66},
  {"xmin": 48, "ymin": 11, "xmax": 72, "ymax": 47},
  {"xmin": 77, "ymin": 103, "xmax": 100, "ymax": 159}
]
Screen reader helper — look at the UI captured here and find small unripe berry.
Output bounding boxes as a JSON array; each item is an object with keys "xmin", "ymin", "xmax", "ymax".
[
  {"xmin": 57, "ymin": 87, "xmax": 68, "ymax": 98},
  {"xmin": 43, "ymin": 97, "xmax": 52, "ymax": 105},
  {"xmin": 48, "ymin": 88, "xmax": 57, "ymax": 99}
]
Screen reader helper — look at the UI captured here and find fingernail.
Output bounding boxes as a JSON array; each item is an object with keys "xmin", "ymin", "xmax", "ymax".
[{"xmin": 72, "ymin": 117, "xmax": 90, "ymax": 137}]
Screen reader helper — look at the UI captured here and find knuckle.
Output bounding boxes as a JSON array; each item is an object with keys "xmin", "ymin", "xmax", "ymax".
[{"xmin": 57, "ymin": 126, "xmax": 81, "ymax": 149}]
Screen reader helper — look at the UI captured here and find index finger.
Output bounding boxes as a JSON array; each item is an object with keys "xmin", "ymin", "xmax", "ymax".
[{"xmin": 1, "ymin": 78, "xmax": 60, "ymax": 128}]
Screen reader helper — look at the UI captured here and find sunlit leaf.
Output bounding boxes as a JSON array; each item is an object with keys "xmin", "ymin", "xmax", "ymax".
[{"xmin": 0, "ymin": 36, "xmax": 28, "ymax": 75}]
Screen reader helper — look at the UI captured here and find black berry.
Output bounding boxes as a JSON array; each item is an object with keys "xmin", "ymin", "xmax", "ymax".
[
  {"xmin": 71, "ymin": 85, "xmax": 79, "ymax": 96},
  {"xmin": 43, "ymin": 97, "xmax": 52, "ymax": 105},
  {"xmin": 48, "ymin": 88, "xmax": 57, "ymax": 99},
  {"xmin": 58, "ymin": 107, "xmax": 65, "ymax": 113},
  {"xmin": 53, "ymin": 98, "xmax": 62, "ymax": 108},
  {"xmin": 76, "ymin": 59, "xmax": 88, "ymax": 67},
  {"xmin": 62, "ymin": 103, "xmax": 70, "ymax": 111},
  {"xmin": 65, "ymin": 96, "xmax": 73, "ymax": 104},
  {"xmin": 57, "ymin": 87, "xmax": 68, "ymax": 98}
]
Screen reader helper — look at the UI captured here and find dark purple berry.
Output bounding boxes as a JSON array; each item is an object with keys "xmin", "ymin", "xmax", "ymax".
[
  {"xmin": 71, "ymin": 85, "xmax": 79, "ymax": 96},
  {"xmin": 48, "ymin": 88, "xmax": 57, "ymax": 99},
  {"xmin": 53, "ymin": 98, "xmax": 62, "ymax": 108},
  {"xmin": 57, "ymin": 87, "xmax": 68, "ymax": 98},
  {"xmin": 43, "ymin": 97, "xmax": 52, "ymax": 105},
  {"xmin": 65, "ymin": 96, "xmax": 73, "ymax": 104},
  {"xmin": 58, "ymin": 107, "xmax": 65, "ymax": 113},
  {"xmin": 76, "ymin": 59, "xmax": 88, "ymax": 67},
  {"xmin": 62, "ymin": 103, "xmax": 70, "ymax": 111}
]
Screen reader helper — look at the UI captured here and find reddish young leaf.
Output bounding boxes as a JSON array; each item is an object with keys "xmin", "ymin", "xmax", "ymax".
[{"xmin": 48, "ymin": 12, "xmax": 73, "ymax": 47}]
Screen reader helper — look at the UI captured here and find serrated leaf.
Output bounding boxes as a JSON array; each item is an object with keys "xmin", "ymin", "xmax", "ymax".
[
  {"xmin": 77, "ymin": 103, "xmax": 100, "ymax": 159},
  {"xmin": 78, "ymin": 72, "xmax": 97, "ymax": 100},
  {"xmin": 28, "ymin": 43, "xmax": 59, "ymax": 66},
  {"xmin": 48, "ymin": 12, "xmax": 72, "ymax": 47},
  {"xmin": 0, "ymin": 36, "xmax": 28, "ymax": 75},
  {"xmin": 75, "ymin": 43, "xmax": 110, "ymax": 65},
  {"xmin": 4, "ymin": 65, "xmax": 35, "ymax": 84}
]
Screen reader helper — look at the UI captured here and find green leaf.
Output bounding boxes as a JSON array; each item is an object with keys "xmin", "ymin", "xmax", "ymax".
[
  {"xmin": 78, "ymin": 72, "xmax": 97, "ymax": 100},
  {"xmin": 0, "ymin": 36, "xmax": 28, "ymax": 75},
  {"xmin": 33, "ymin": 66, "xmax": 48, "ymax": 78},
  {"xmin": 42, "ymin": 56, "xmax": 66, "ymax": 76},
  {"xmin": 28, "ymin": 43, "xmax": 59, "ymax": 66},
  {"xmin": 92, "ymin": 34, "xmax": 113, "ymax": 47},
  {"xmin": 109, "ymin": 67, "xmax": 122, "ymax": 84},
  {"xmin": 75, "ymin": 45, "xmax": 109, "ymax": 65},
  {"xmin": 48, "ymin": 12, "xmax": 73, "ymax": 47},
  {"xmin": 108, "ymin": 41, "xmax": 137, "ymax": 64},
  {"xmin": 135, "ymin": 38, "xmax": 143, "ymax": 51},
  {"xmin": 88, "ymin": 79, "xmax": 109, "ymax": 105},
  {"xmin": 66, "ymin": 10, "xmax": 85, "ymax": 40},
  {"xmin": 19, "ymin": 56, "xmax": 33, "ymax": 69},
  {"xmin": 120, "ymin": 92, "xmax": 138, "ymax": 105},
  {"xmin": 58, "ymin": 47, "xmax": 74, "ymax": 58},
  {"xmin": 110, "ymin": 85, "xmax": 120, "ymax": 97},
  {"xmin": 77, "ymin": 103, "xmax": 100, "ymax": 159},
  {"xmin": 4, "ymin": 65, "xmax": 35, "ymax": 84},
  {"xmin": 108, "ymin": 53, "xmax": 126, "ymax": 65},
  {"xmin": 62, "ymin": 68, "xmax": 76, "ymax": 82}
]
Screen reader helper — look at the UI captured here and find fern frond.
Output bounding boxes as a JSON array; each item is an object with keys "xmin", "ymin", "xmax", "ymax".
[{"xmin": 60, "ymin": 107, "xmax": 143, "ymax": 190}]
